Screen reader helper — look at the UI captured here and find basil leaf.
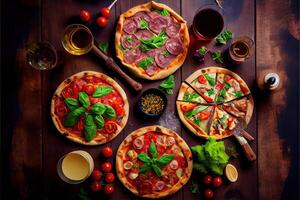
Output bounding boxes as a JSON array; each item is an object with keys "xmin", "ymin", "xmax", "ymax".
[
  {"xmin": 211, "ymin": 51, "xmax": 224, "ymax": 63},
  {"xmin": 152, "ymin": 164, "xmax": 162, "ymax": 177},
  {"xmin": 204, "ymin": 73, "xmax": 216, "ymax": 86},
  {"xmin": 119, "ymin": 43, "xmax": 127, "ymax": 52},
  {"xmin": 160, "ymin": 75, "xmax": 175, "ymax": 95},
  {"xmin": 185, "ymin": 106, "xmax": 208, "ymax": 118},
  {"xmin": 92, "ymin": 86, "xmax": 113, "ymax": 98},
  {"xmin": 78, "ymin": 92, "xmax": 90, "ymax": 108},
  {"xmin": 156, "ymin": 9, "xmax": 170, "ymax": 17},
  {"xmin": 219, "ymin": 88, "xmax": 226, "ymax": 97},
  {"xmin": 216, "ymin": 95, "xmax": 224, "ymax": 103},
  {"xmin": 103, "ymin": 105, "xmax": 116, "ymax": 119},
  {"xmin": 64, "ymin": 98, "xmax": 80, "ymax": 111},
  {"xmin": 148, "ymin": 142, "xmax": 159, "ymax": 158},
  {"xmin": 193, "ymin": 117, "xmax": 201, "ymax": 126},
  {"xmin": 183, "ymin": 93, "xmax": 200, "ymax": 102},
  {"xmin": 90, "ymin": 103, "xmax": 106, "ymax": 115},
  {"xmin": 137, "ymin": 57, "xmax": 154, "ymax": 70},
  {"xmin": 234, "ymin": 91, "xmax": 243, "ymax": 97},
  {"xmin": 216, "ymin": 29, "xmax": 233, "ymax": 45},
  {"xmin": 138, "ymin": 153, "xmax": 151, "ymax": 163},
  {"xmin": 139, "ymin": 162, "xmax": 152, "ymax": 174},
  {"xmin": 126, "ymin": 37, "xmax": 134, "ymax": 44},
  {"xmin": 94, "ymin": 115, "xmax": 104, "ymax": 129},
  {"xmin": 64, "ymin": 107, "xmax": 86, "ymax": 127},
  {"xmin": 139, "ymin": 19, "xmax": 148, "ymax": 29},
  {"xmin": 156, "ymin": 154, "xmax": 175, "ymax": 165},
  {"xmin": 84, "ymin": 114, "xmax": 97, "ymax": 142},
  {"xmin": 198, "ymin": 46, "xmax": 206, "ymax": 57},
  {"xmin": 207, "ymin": 89, "xmax": 215, "ymax": 96},
  {"xmin": 224, "ymin": 82, "xmax": 231, "ymax": 89},
  {"xmin": 140, "ymin": 31, "xmax": 168, "ymax": 50},
  {"xmin": 98, "ymin": 42, "xmax": 109, "ymax": 53}
]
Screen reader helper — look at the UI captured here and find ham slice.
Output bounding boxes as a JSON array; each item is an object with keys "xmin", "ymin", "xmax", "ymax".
[
  {"xmin": 145, "ymin": 65, "xmax": 158, "ymax": 76},
  {"xmin": 166, "ymin": 21, "xmax": 181, "ymax": 38},
  {"xmin": 133, "ymin": 11, "xmax": 151, "ymax": 24},
  {"xmin": 121, "ymin": 34, "xmax": 140, "ymax": 49},
  {"xmin": 165, "ymin": 38, "xmax": 183, "ymax": 55},
  {"xmin": 155, "ymin": 51, "xmax": 176, "ymax": 68},
  {"xmin": 149, "ymin": 16, "xmax": 169, "ymax": 34},
  {"xmin": 124, "ymin": 48, "xmax": 142, "ymax": 64},
  {"xmin": 123, "ymin": 18, "xmax": 137, "ymax": 34},
  {"xmin": 135, "ymin": 29, "xmax": 154, "ymax": 40}
]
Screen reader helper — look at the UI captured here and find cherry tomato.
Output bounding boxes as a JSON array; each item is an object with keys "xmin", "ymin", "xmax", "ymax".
[
  {"xmin": 203, "ymin": 95, "xmax": 213, "ymax": 103},
  {"xmin": 104, "ymin": 121, "xmax": 117, "ymax": 134},
  {"xmin": 213, "ymin": 176, "xmax": 223, "ymax": 187},
  {"xmin": 102, "ymin": 146, "xmax": 113, "ymax": 158},
  {"xmin": 84, "ymin": 83, "xmax": 95, "ymax": 95},
  {"xmin": 198, "ymin": 75, "xmax": 207, "ymax": 84},
  {"xmin": 91, "ymin": 169, "xmax": 103, "ymax": 181},
  {"xmin": 101, "ymin": 162, "xmax": 112, "ymax": 173},
  {"xmin": 61, "ymin": 87, "xmax": 74, "ymax": 98},
  {"xmin": 90, "ymin": 181, "xmax": 102, "ymax": 192},
  {"xmin": 80, "ymin": 10, "xmax": 91, "ymax": 22},
  {"xmin": 105, "ymin": 173, "xmax": 115, "ymax": 183},
  {"xmin": 100, "ymin": 7, "xmax": 110, "ymax": 18},
  {"xmin": 181, "ymin": 103, "xmax": 197, "ymax": 112},
  {"xmin": 204, "ymin": 189, "xmax": 214, "ymax": 199},
  {"xmin": 203, "ymin": 175, "xmax": 212, "ymax": 185},
  {"xmin": 199, "ymin": 111, "xmax": 210, "ymax": 120},
  {"xmin": 97, "ymin": 17, "xmax": 108, "ymax": 28},
  {"xmin": 55, "ymin": 103, "xmax": 68, "ymax": 117},
  {"xmin": 103, "ymin": 184, "xmax": 115, "ymax": 195}
]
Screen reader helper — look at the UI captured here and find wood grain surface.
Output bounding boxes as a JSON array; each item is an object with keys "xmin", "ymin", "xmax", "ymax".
[{"xmin": 1, "ymin": 0, "xmax": 299, "ymax": 199}]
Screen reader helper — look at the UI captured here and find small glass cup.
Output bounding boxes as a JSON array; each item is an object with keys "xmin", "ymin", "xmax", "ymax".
[
  {"xmin": 192, "ymin": 4, "xmax": 224, "ymax": 41},
  {"xmin": 26, "ymin": 41, "xmax": 59, "ymax": 70},
  {"xmin": 229, "ymin": 36, "xmax": 254, "ymax": 64}
]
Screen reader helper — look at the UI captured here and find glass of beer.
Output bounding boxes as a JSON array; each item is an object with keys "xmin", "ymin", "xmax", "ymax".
[
  {"xmin": 62, "ymin": 24, "xmax": 94, "ymax": 55},
  {"xmin": 192, "ymin": 5, "xmax": 224, "ymax": 41},
  {"xmin": 229, "ymin": 36, "xmax": 254, "ymax": 64}
]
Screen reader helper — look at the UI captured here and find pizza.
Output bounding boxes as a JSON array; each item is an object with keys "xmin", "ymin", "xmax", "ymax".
[
  {"xmin": 177, "ymin": 67, "xmax": 253, "ymax": 140},
  {"xmin": 51, "ymin": 71, "xmax": 129, "ymax": 145},
  {"xmin": 115, "ymin": 1, "xmax": 189, "ymax": 80},
  {"xmin": 116, "ymin": 126, "xmax": 192, "ymax": 198}
]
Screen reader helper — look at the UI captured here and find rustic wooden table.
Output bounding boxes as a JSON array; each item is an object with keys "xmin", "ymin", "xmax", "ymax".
[{"xmin": 1, "ymin": 0, "xmax": 299, "ymax": 199}]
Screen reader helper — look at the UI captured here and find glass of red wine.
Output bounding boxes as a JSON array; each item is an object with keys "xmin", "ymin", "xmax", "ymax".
[{"xmin": 192, "ymin": 4, "xmax": 224, "ymax": 41}]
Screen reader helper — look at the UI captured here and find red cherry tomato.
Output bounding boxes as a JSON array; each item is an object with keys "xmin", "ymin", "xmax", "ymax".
[
  {"xmin": 91, "ymin": 169, "xmax": 102, "ymax": 181},
  {"xmin": 104, "ymin": 121, "xmax": 117, "ymax": 134},
  {"xmin": 204, "ymin": 189, "xmax": 214, "ymax": 199},
  {"xmin": 199, "ymin": 111, "xmax": 210, "ymax": 120},
  {"xmin": 103, "ymin": 184, "xmax": 115, "ymax": 195},
  {"xmin": 80, "ymin": 10, "xmax": 91, "ymax": 22},
  {"xmin": 100, "ymin": 7, "xmax": 110, "ymax": 18},
  {"xmin": 213, "ymin": 176, "xmax": 223, "ymax": 187},
  {"xmin": 90, "ymin": 181, "xmax": 102, "ymax": 192},
  {"xmin": 101, "ymin": 162, "xmax": 112, "ymax": 173},
  {"xmin": 203, "ymin": 95, "xmax": 213, "ymax": 103},
  {"xmin": 105, "ymin": 173, "xmax": 115, "ymax": 183},
  {"xmin": 97, "ymin": 17, "xmax": 108, "ymax": 28},
  {"xmin": 203, "ymin": 175, "xmax": 212, "ymax": 185},
  {"xmin": 181, "ymin": 103, "xmax": 197, "ymax": 112},
  {"xmin": 198, "ymin": 75, "xmax": 207, "ymax": 84},
  {"xmin": 83, "ymin": 83, "xmax": 95, "ymax": 95},
  {"xmin": 102, "ymin": 146, "xmax": 113, "ymax": 158},
  {"xmin": 55, "ymin": 103, "xmax": 68, "ymax": 117}
]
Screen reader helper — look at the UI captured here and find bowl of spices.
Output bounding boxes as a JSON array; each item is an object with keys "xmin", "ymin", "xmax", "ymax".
[{"xmin": 138, "ymin": 88, "xmax": 168, "ymax": 118}]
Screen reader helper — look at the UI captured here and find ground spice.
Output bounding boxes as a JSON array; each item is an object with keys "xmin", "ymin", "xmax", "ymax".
[{"xmin": 141, "ymin": 93, "xmax": 165, "ymax": 114}]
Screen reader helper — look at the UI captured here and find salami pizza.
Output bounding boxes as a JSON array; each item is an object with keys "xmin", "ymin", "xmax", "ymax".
[
  {"xmin": 51, "ymin": 71, "xmax": 129, "ymax": 145},
  {"xmin": 177, "ymin": 67, "xmax": 254, "ymax": 140},
  {"xmin": 116, "ymin": 126, "xmax": 192, "ymax": 198},
  {"xmin": 115, "ymin": 1, "xmax": 189, "ymax": 80}
]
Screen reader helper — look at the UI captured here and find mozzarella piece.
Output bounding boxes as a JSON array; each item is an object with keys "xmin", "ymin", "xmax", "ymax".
[
  {"xmin": 128, "ymin": 172, "xmax": 138, "ymax": 180},
  {"xmin": 169, "ymin": 160, "xmax": 179, "ymax": 170},
  {"xmin": 124, "ymin": 161, "xmax": 133, "ymax": 170}
]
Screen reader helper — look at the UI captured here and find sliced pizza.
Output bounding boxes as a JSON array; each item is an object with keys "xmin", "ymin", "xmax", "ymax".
[
  {"xmin": 116, "ymin": 126, "xmax": 192, "ymax": 198},
  {"xmin": 177, "ymin": 82, "xmax": 207, "ymax": 104}
]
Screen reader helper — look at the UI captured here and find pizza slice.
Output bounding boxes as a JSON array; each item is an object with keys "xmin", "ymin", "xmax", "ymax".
[{"xmin": 177, "ymin": 82, "xmax": 207, "ymax": 104}]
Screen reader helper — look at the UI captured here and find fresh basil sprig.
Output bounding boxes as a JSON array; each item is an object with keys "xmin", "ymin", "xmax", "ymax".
[
  {"xmin": 216, "ymin": 29, "xmax": 233, "ymax": 45},
  {"xmin": 138, "ymin": 142, "xmax": 174, "ymax": 177},
  {"xmin": 103, "ymin": 105, "xmax": 116, "ymax": 119},
  {"xmin": 64, "ymin": 98, "xmax": 80, "ymax": 111},
  {"xmin": 211, "ymin": 51, "xmax": 224, "ymax": 63},
  {"xmin": 185, "ymin": 106, "xmax": 208, "ymax": 118},
  {"xmin": 137, "ymin": 57, "xmax": 154, "ymax": 70},
  {"xmin": 140, "ymin": 31, "xmax": 169, "ymax": 51},
  {"xmin": 156, "ymin": 8, "xmax": 170, "ymax": 17},
  {"xmin": 84, "ymin": 114, "xmax": 97, "ymax": 142},
  {"xmin": 94, "ymin": 115, "xmax": 104, "ymax": 129},
  {"xmin": 79, "ymin": 92, "xmax": 91, "ymax": 108},
  {"xmin": 90, "ymin": 103, "xmax": 106, "ymax": 115},
  {"xmin": 64, "ymin": 107, "xmax": 86, "ymax": 127},
  {"xmin": 98, "ymin": 42, "xmax": 109, "ymax": 53},
  {"xmin": 92, "ymin": 86, "xmax": 113, "ymax": 98},
  {"xmin": 203, "ymin": 73, "xmax": 216, "ymax": 86},
  {"xmin": 160, "ymin": 75, "xmax": 175, "ymax": 95},
  {"xmin": 139, "ymin": 19, "xmax": 148, "ymax": 29}
]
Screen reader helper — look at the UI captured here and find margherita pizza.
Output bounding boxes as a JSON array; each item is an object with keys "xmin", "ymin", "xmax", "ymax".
[
  {"xmin": 116, "ymin": 126, "xmax": 192, "ymax": 198},
  {"xmin": 51, "ymin": 71, "xmax": 129, "ymax": 145},
  {"xmin": 177, "ymin": 67, "xmax": 254, "ymax": 140},
  {"xmin": 115, "ymin": 1, "xmax": 189, "ymax": 80}
]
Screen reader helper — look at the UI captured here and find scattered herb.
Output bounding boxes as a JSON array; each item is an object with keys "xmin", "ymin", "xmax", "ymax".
[
  {"xmin": 216, "ymin": 88, "xmax": 226, "ymax": 103},
  {"xmin": 139, "ymin": 19, "xmax": 148, "ymax": 29},
  {"xmin": 98, "ymin": 42, "xmax": 109, "ymax": 53},
  {"xmin": 140, "ymin": 31, "xmax": 169, "ymax": 51},
  {"xmin": 211, "ymin": 51, "xmax": 224, "ymax": 63},
  {"xmin": 207, "ymin": 89, "xmax": 215, "ymax": 96},
  {"xmin": 193, "ymin": 118, "xmax": 201, "ymax": 126},
  {"xmin": 92, "ymin": 86, "xmax": 113, "ymax": 98},
  {"xmin": 224, "ymin": 82, "xmax": 231, "ymax": 89},
  {"xmin": 141, "ymin": 93, "xmax": 165, "ymax": 114},
  {"xmin": 126, "ymin": 37, "xmax": 134, "ymax": 44},
  {"xmin": 190, "ymin": 183, "xmax": 200, "ymax": 194},
  {"xmin": 137, "ymin": 57, "xmax": 154, "ymax": 69},
  {"xmin": 198, "ymin": 46, "xmax": 207, "ymax": 57},
  {"xmin": 161, "ymin": 50, "xmax": 170, "ymax": 57},
  {"xmin": 183, "ymin": 92, "xmax": 200, "ymax": 102},
  {"xmin": 204, "ymin": 73, "xmax": 216, "ymax": 86},
  {"xmin": 192, "ymin": 137, "xmax": 229, "ymax": 175},
  {"xmin": 233, "ymin": 91, "xmax": 243, "ymax": 97},
  {"xmin": 156, "ymin": 8, "xmax": 170, "ymax": 16},
  {"xmin": 216, "ymin": 29, "xmax": 233, "ymax": 45},
  {"xmin": 159, "ymin": 75, "xmax": 175, "ymax": 95}
]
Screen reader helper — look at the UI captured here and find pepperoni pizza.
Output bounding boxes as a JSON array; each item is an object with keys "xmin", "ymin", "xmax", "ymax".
[
  {"xmin": 115, "ymin": 1, "xmax": 189, "ymax": 80},
  {"xmin": 51, "ymin": 71, "xmax": 129, "ymax": 145},
  {"xmin": 116, "ymin": 126, "xmax": 192, "ymax": 198}
]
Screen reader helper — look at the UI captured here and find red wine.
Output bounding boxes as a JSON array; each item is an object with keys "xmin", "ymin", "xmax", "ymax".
[{"xmin": 193, "ymin": 8, "xmax": 224, "ymax": 40}]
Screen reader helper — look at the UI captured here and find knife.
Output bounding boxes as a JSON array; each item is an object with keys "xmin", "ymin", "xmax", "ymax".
[{"xmin": 231, "ymin": 118, "xmax": 256, "ymax": 161}]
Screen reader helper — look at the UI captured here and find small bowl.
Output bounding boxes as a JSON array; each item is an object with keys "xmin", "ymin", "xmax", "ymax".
[{"xmin": 137, "ymin": 88, "xmax": 168, "ymax": 118}]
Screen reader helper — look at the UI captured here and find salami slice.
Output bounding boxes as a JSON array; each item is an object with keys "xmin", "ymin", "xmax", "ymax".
[
  {"xmin": 135, "ymin": 30, "xmax": 154, "ymax": 40},
  {"xmin": 155, "ymin": 51, "xmax": 176, "ymax": 68},
  {"xmin": 149, "ymin": 16, "xmax": 169, "ymax": 34},
  {"xmin": 165, "ymin": 38, "xmax": 183, "ymax": 55},
  {"xmin": 145, "ymin": 65, "xmax": 158, "ymax": 76},
  {"xmin": 124, "ymin": 48, "xmax": 142, "ymax": 64},
  {"xmin": 148, "ymin": 11, "xmax": 162, "ymax": 19},
  {"xmin": 166, "ymin": 21, "xmax": 181, "ymax": 38},
  {"xmin": 133, "ymin": 11, "xmax": 151, "ymax": 24},
  {"xmin": 121, "ymin": 34, "xmax": 140, "ymax": 49},
  {"xmin": 138, "ymin": 181, "xmax": 153, "ymax": 195},
  {"xmin": 123, "ymin": 19, "xmax": 138, "ymax": 34}
]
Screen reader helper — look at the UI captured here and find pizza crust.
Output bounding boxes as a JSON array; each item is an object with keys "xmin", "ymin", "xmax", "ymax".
[
  {"xmin": 116, "ymin": 125, "xmax": 193, "ymax": 198},
  {"xmin": 50, "ymin": 71, "xmax": 129, "ymax": 145},
  {"xmin": 115, "ymin": 1, "xmax": 190, "ymax": 80}
]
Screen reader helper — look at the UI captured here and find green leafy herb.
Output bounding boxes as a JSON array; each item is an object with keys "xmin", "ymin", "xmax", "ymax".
[
  {"xmin": 138, "ymin": 153, "xmax": 151, "ymax": 162},
  {"xmin": 190, "ymin": 183, "xmax": 200, "ymax": 194},
  {"xmin": 152, "ymin": 164, "xmax": 162, "ymax": 177},
  {"xmin": 92, "ymin": 86, "xmax": 113, "ymax": 98},
  {"xmin": 234, "ymin": 91, "xmax": 243, "ymax": 97},
  {"xmin": 126, "ymin": 37, "xmax": 134, "ymax": 44},
  {"xmin": 137, "ymin": 57, "xmax": 154, "ymax": 69},
  {"xmin": 148, "ymin": 142, "xmax": 159, "ymax": 158},
  {"xmin": 216, "ymin": 88, "xmax": 226, "ymax": 103},
  {"xmin": 160, "ymin": 75, "xmax": 175, "ymax": 95},
  {"xmin": 185, "ymin": 106, "xmax": 208, "ymax": 118},
  {"xmin": 156, "ymin": 154, "xmax": 175, "ymax": 165},
  {"xmin": 139, "ymin": 19, "xmax": 149, "ymax": 29},
  {"xmin": 216, "ymin": 29, "xmax": 233, "ymax": 45},
  {"xmin": 224, "ymin": 82, "xmax": 231, "ymax": 89},
  {"xmin": 211, "ymin": 51, "xmax": 224, "ymax": 63},
  {"xmin": 119, "ymin": 43, "xmax": 127, "ymax": 52},
  {"xmin": 103, "ymin": 105, "xmax": 116, "ymax": 119},
  {"xmin": 193, "ymin": 118, "xmax": 201, "ymax": 126},
  {"xmin": 94, "ymin": 115, "xmax": 104, "ymax": 129},
  {"xmin": 84, "ymin": 114, "xmax": 97, "ymax": 142},
  {"xmin": 183, "ymin": 92, "xmax": 200, "ymax": 102},
  {"xmin": 90, "ymin": 103, "xmax": 106, "ymax": 115},
  {"xmin": 64, "ymin": 98, "xmax": 80, "ymax": 111},
  {"xmin": 156, "ymin": 8, "xmax": 170, "ymax": 16},
  {"xmin": 98, "ymin": 42, "xmax": 109, "ymax": 53},
  {"xmin": 161, "ymin": 50, "xmax": 170, "ymax": 57},
  {"xmin": 64, "ymin": 107, "xmax": 86, "ymax": 127},
  {"xmin": 207, "ymin": 89, "xmax": 215, "ymax": 96},
  {"xmin": 78, "ymin": 92, "xmax": 90, "ymax": 108},
  {"xmin": 139, "ymin": 162, "xmax": 152, "ymax": 174},
  {"xmin": 140, "ymin": 31, "xmax": 169, "ymax": 51},
  {"xmin": 191, "ymin": 137, "xmax": 229, "ymax": 175},
  {"xmin": 198, "ymin": 46, "xmax": 207, "ymax": 57},
  {"xmin": 204, "ymin": 73, "xmax": 216, "ymax": 86}
]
